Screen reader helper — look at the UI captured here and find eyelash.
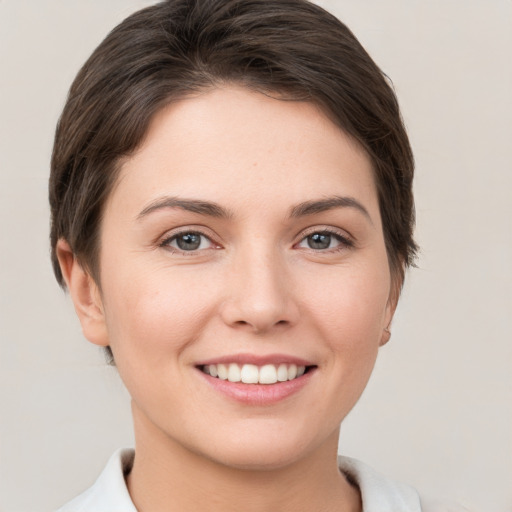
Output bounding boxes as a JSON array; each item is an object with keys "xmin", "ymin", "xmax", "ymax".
[
  {"xmin": 159, "ymin": 227, "xmax": 354, "ymax": 254},
  {"xmin": 295, "ymin": 228, "xmax": 354, "ymax": 253},
  {"xmin": 159, "ymin": 229, "xmax": 218, "ymax": 254}
]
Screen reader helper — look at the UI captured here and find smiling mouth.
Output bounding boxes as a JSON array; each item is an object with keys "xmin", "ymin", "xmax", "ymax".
[{"xmin": 200, "ymin": 363, "xmax": 314, "ymax": 384}]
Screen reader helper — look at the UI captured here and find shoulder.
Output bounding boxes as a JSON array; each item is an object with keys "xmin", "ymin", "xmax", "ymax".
[
  {"xmin": 338, "ymin": 456, "xmax": 471, "ymax": 512},
  {"xmin": 56, "ymin": 448, "xmax": 136, "ymax": 512}
]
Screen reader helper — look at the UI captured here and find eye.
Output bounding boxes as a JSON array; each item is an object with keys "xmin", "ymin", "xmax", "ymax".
[
  {"xmin": 296, "ymin": 230, "xmax": 353, "ymax": 251},
  {"xmin": 162, "ymin": 231, "xmax": 214, "ymax": 252}
]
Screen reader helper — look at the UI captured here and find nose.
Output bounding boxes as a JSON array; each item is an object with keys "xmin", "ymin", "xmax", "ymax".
[{"xmin": 219, "ymin": 246, "xmax": 300, "ymax": 334}]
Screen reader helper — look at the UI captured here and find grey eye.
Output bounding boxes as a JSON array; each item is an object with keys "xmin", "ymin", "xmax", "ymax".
[
  {"xmin": 168, "ymin": 232, "xmax": 211, "ymax": 251},
  {"xmin": 297, "ymin": 231, "xmax": 349, "ymax": 251},
  {"xmin": 176, "ymin": 233, "xmax": 201, "ymax": 250},
  {"xmin": 306, "ymin": 233, "xmax": 333, "ymax": 250}
]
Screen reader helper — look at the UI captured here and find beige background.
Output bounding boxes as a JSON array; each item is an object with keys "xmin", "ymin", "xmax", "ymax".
[{"xmin": 1, "ymin": 1, "xmax": 511, "ymax": 511}]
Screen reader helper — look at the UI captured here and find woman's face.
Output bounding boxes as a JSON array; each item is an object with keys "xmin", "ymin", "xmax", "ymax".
[{"xmin": 89, "ymin": 86, "xmax": 395, "ymax": 468}]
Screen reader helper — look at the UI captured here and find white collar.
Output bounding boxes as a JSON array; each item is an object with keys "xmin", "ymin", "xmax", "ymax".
[
  {"xmin": 337, "ymin": 455, "xmax": 421, "ymax": 512},
  {"xmin": 57, "ymin": 448, "xmax": 136, "ymax": 512},
  {"xmin": 57, "ymin": 448, "xmax": 423, "ymax": 512}
]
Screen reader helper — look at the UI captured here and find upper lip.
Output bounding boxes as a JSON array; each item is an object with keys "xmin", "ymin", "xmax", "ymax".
[{"xmin": 195, "ymin": 353, "xmax": 315, "ymax": 367}]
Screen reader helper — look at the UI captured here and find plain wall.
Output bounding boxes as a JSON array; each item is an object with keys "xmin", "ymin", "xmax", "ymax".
[{"xmin": 1, "ymin": 1, "xmax": 511, "ymax": 511}]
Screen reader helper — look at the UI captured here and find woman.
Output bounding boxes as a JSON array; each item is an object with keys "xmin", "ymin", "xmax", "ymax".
[{"xmin": 50, "ymin": 0, "xmax": 463, "ymax": 510}]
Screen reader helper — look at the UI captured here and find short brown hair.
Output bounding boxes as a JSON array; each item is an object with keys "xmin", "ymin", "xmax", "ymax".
[{"xmin": 50, "ymin": 0, "xmax": 417, "ymax": 290}]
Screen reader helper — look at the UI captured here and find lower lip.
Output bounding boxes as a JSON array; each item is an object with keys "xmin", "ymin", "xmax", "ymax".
[{"xmin": 198, "ymin": 369, "xmax": 315, "ymax": 405}]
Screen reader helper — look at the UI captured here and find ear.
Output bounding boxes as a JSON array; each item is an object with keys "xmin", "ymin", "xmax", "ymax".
[
  {"xmin": 56, "ymin": 239, "xmax": 109, "ymax": 347},
  {"xmin": 380, "ymin": 276, "xmax": 401, "ymax": 347}
]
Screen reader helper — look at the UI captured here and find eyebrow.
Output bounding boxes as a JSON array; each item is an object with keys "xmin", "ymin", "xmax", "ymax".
[
  {"xmin": 290, "ymin": 195, "xmax": 372, "ymax": 223},
  {"xmin": 137, "ymin": 194, "xmax": 371, "ymax": 223},
  {"xmin": 137, "ymin": 197, "xmax": 233, "ymax": 220}
]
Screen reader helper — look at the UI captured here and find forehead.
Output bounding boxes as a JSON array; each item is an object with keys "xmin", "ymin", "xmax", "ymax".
[{"xmin": 109, "ymin": 86, "xmax": 379, "ymax": 219}]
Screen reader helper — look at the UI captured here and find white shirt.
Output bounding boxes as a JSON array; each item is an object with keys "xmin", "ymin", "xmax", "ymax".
[{"xmin": 56, "ymin": 448, "xmax": 469, "ymax": 512}]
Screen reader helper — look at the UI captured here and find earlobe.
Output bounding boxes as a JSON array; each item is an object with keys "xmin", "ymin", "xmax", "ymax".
[
  {"xmin": 380, "ymin": 301, "xmax": 396, "ymax": 346},
  {"xmin": 56, "ymin": 239, "xmax": 109, "ymax": 347},
  {"xmin": 380, "ymin": 278, "xmax": 401, "ymax": 346},
  {"xmin": 380, "ymin": 326, "xmax": 392, "ymax": 346}
]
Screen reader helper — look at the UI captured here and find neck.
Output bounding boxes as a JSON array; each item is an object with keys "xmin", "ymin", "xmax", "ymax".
[{"xmin": 126, "ymin": 405, "xmax": 361, "ymax": 512}]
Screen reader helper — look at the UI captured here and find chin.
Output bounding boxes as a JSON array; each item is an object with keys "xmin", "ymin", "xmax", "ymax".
[
  {"xmin": 192, "ymin": 422, "xmax": 330, "ymax": 472},
  {"xmin": 207, "ymin": 446, "xmax": 307, "ymax": 472}
]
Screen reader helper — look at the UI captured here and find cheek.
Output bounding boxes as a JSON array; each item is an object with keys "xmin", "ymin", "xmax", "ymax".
[
  {"xmin": 310, "ymin": 262, "xmax": 390, "ymax": 326},
  {"xmin": 101, "ymin": 265, "xmax": 219, "ymax": 359},
  {"xmin": 99, "ymin": 267, "xmax": 214, "ymax": 413},
  {"xmin": 301, "ymin": 260, "xmax": 391, "ymax": 353}
]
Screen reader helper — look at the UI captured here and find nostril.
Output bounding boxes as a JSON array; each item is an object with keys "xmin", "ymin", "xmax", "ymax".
[{"xmin": 233, "ymin": 318, "xmax": 289, "ymax": 332}]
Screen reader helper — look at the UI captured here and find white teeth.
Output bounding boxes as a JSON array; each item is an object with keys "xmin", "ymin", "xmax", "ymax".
[
  {"xmin": 240, "ymin": 364, "xmax": 259, "ymax": 384},
  {"xmin": 217, "ymin": 364, "xmax": 228, "ymax": 380},
  {"xmin": 277, "ymin": 364, "xmax": 288, "ymax": 382},
  {"xmin": 203, "ymin": 363, "xmax": 310, "ymax": 384},
  {"xmin": 227, "ymin": 363, "xmax": 241, "ymax": 382},
  {"xmin": 259, "ymin": 364, "xmax": 278, "ymax": 384}
]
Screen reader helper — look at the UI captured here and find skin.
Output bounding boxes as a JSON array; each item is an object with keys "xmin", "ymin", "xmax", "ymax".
[{"xmin": 58, "ymin": 86, "xmax": 397, "ymax": 512}]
